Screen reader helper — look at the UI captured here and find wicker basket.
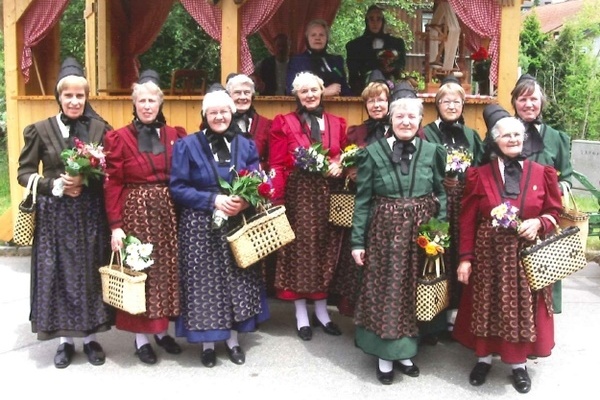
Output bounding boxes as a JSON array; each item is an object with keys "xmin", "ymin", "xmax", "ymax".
[
  {"xmin": 227, "ymin": 205, "xmax": 295, "ymax": 268},
  {"xmin": 99, "ymin": 252, "xmax": 147, "ymax": 314}
]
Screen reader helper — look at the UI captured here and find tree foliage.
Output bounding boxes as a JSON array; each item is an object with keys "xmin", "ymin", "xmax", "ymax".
[
  {"xmin": 518, "ymin": 13, "xmax": 548, "ymax": 75},
  {"xmin": 535, "ymin": 1, "xmax": 600, "ymax": 140}
]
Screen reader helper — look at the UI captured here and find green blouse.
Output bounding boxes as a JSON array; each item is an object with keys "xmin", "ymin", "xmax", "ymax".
[
  {"xmin": 351, "ymin": 137, "xmax": 447, "ymax": 250},
  {"xmin": 422, "ymin": 122, "xmax": 485, "ymax": 167},
  {"xmin": 529, "ymin": 124, "xmax": 573, "ymax": 186}
]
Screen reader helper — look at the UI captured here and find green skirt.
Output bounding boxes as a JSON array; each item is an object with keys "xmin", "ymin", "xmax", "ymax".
[{"xmin": 355, "ymin": 326, "xmax": 418, "ymax": 361}]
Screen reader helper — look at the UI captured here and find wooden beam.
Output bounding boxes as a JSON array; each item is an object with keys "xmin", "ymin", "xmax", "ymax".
[
  {"xmin": 497, "ymin": 1, "xmax": 521, "ymax": 109},
  {"xmin": 85, "ymin": 0, "xmax": 98, "ymax": 95},
  {"xmin": 15, "ymin": 0, "xmax": 35, "ymax": 21},
  {"xmin": 220, "ymin": 0, "xmax": 242, "ymax": 83},
  {"xmin": 3, "ymin": 0, "xmax": 25, "ymax": 239}
]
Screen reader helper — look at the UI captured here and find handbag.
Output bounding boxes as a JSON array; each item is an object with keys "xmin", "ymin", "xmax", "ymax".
[
  {"xmin": 227, "ymin": 205, "xmax": 296, "ymax": 268},
  {"xmin": 416, "ymin": 256, "xmax": 450, "ymax": 321},
  {"xmin": 558, "ymin": 182, "xmax": 589, "ymax": 252},
  {"xmin": 13, "ymin": 174, "xmax": 41, "ymax": 246},
  {"xmin": 521, "ymin": 225, "xmax": 587, "ymax": 291},
  {"xmin": 328, "ymin": 177, "xmax": 355, "ymax": 228},
  {"xmin": 99, "ymin": 251, "xmax": 147, "ymax": 314}
]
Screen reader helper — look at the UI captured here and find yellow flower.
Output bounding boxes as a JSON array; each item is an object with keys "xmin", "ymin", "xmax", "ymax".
[
  {"xmin": 490, "ymin": 203, "xmax": 508, "ymax": 218},
  {"xmin": 344, "ymin": 144, "xmax": 359, "ymax": 152},
  {"xmin": 425, "ymin": 242, "xmax": 439, "ymax": 256}
]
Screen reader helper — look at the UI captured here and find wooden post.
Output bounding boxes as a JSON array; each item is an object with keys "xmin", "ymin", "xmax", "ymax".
[
  {"xmin": 84, "ymin": 0, "xmax": 98, "ymax": 95},
  {"xmin": 220, "ymin": 0, "xmax": 243, "ymax": 83},
  {"xmin": 497, "ymin": 1, "xmax": 521, "ymax": 109},
  {"xmin": 2, "ymin": 0, "xmax": 25, "ymax": 239}
]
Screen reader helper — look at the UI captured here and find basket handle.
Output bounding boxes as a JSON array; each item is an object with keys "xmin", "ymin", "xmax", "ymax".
[
  {"xmin": 560, "ymin": 181, "xmax": 579, "ymax": 212},
  {"xmin": 422, "ymin": 256, "xmax": 445, "ymax": 277},
  {"xmin": 109, "ymin": 250, "xmax": 125, "ymax": 272}
]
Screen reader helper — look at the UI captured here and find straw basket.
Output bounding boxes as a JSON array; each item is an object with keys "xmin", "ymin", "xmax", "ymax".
[
  {"xmin": 99, "ymin": 251, "xmax": 147, "ymax": 314},
  {"xmin": 227, "ymin": 205, "xmax": 295, "ymax": 268}
]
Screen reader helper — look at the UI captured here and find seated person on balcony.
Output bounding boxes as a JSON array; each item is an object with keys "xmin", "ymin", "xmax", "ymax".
[
  {"xmin": 255, "ymin": 33, "xmax": 290, "ymax": 96},
  {"xmin": 286, "ymin": 19, "xmax": 352, "ymax": 97},
  {"xmin": 346, "ymin": 5, "xmax": 407, "ymax": 96}
]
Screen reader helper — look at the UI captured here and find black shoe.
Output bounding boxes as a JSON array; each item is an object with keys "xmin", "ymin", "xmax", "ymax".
[
  {"xmin": 512, "ymin": 367, "xmax": 531, "ymax": 394},
  {"xmin": 54, "ymin": 343, "xmax": 75, "ymax": 369},
  {"xmin": 311, "ymin": 314, "xmax": 342, "ymax": 336},
  {"xmin": 469, "ymin": 362, "xmax": 492, "ymax": 386},
  {"xmin": 376, "ymin": 366, "xmax": 395, "ymax": 385},
  {"xmin": 395, "ymin": 361, "xmax": 420, "ymax": 377},
  {"xmin": 83, "ymin": 341, "xmax": 105, "ymax": 366},
  {"xmin": 201, "ymin": 348, "xmax": 216, "ymax": 368},
  {"xmin": 134, "ymin": 343, "xmax": 157, "ymax": 365},
  {"xmin": 297, "ymin": 326, "xmax": 313, "ymax": 341},
  {"xmin": 226, "ymin": 345, "xmax": 246, "ymax": 365},
  {"xmin": 154, "ymin": 335, "xmax": 182, "ymax": 354},
  {"xmin": 420, "ymin": 334, "xmax": 439, "ymax": 346}
]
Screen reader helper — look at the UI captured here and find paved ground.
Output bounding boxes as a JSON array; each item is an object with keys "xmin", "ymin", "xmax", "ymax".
[{"xmin": 1, "ymin": 253, "xmax": 599, "ymax": 400}]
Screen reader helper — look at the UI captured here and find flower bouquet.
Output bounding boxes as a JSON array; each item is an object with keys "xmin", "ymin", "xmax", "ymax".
[
  {"xmin": 415, "ymin": 217, "xmax": 450, "ymax": 321},
  {"xmin": 214, "ymin": 168, "xmax": 275, "ymax": 229},
  {"xmin": 445, "ymin": 147, "xmax": 472, "ymax": 178},
  {"xmin": 293, "ymin": 143, "xmax": 330, "ymax": 175},
  {"xmin": 417, "ymin": 218, "xmax": 450, "ymax": 261},
  {"xmin": 340, "ymin": 144, "xmax": 360, "ymax": 168},
  {"xmin": 122, "ymin": 235, "xmax": 154, "ymax": 271},
  {"xmin": 60, "ymin": 137, "xmax": 107, "ymax": 185},
  {"xmin": 491, "ymin": 201, "xmax": 521, "ymax": 230}
]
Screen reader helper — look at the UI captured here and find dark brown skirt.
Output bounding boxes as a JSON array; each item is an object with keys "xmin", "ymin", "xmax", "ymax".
[
  {"xmin": 121, "ymin": 183, "xmax": 180, "ymax": 319},
  {"xmin": 274, "ymin": 171, "xmax": 344, "ymax": 297},
  {"xmin": 355, "ymin": 195, "xmax": 439, "ymax": 340}
]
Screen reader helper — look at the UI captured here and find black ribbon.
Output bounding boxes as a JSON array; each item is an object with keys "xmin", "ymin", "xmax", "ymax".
[
  {"xmin": 297, "ymin": 105, "xmax": 324, "ymax": 142},
  {"xmin": 521, "ymin": 118, "xmax": 544, "ymax": 158},
  {"xmin": 439, "ymin": 120, "xmax": 468, "ymax": 148},
  {"xmin": 503, "ymin": 157, "xmax": 524, "ymax": 199},
  {"xmin": 364, "ymin": 118, "xmax": 388, "ymax": 144},
  {"xmin": 60, "ymin": 113, "xmax": 90, "ymax": 147},
  {"xmin": 134, "ymin": 119, "xmax": 165, "ymax": 154},
  {"xmin": 391, "ymin": 140, "xmax": 416, "ymax": 175},
  {"xmin": 206, "ymin": 127, "xmax": 236, "ymax": 162},
  {"xmin": 232, "ymin": 106, "xmax": 256, "ymax": 137}
]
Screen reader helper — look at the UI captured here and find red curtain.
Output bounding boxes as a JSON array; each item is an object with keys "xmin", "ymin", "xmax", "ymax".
[
  {"xmin": 258, "ymin": 0, "xmax": 342, "ymax": 56},
  {"xmin": 119, "ymin": 0, "xmax": 176, "ymax": 87},
  {"xmin": 181, "ymin": 0, "xmax": 284, "ymax": 75},
  {"xmin": 20, "ymin": 0, "xmax": 70, "ymax": 82},
  {"xmin": 448, "ymin": 0, "xmax": 501, "ymax": 85}
]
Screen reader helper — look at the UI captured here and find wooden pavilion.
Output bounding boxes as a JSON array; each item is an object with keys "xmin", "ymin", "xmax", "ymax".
[{"xmin": 0, "ymin": 0, "xmax": 522, "ymax": 240}]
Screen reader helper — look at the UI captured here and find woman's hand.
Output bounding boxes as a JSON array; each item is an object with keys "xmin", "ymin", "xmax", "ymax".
[
  {"xmin": 323, "ymin": 83, "xmax": 342, "ymax": 97},
  {"xmin": 327, "ymin": 161, "xmax": 343, "ymax": 178},
  {"xmin": 345, "ymin": 166, "xmax": 358, "ymax": 182},
  {"xmin": 215, "ymin": 194, "xmax": 249, "ymax": 217},
  {"xmin": 352, "ymin": 249, "xmax": 365, "ymax": 266},
  {"xmin": 61, "ymin": 173, "xmax": 83, "ymax": 197},
  {"xmin": 457, "ymin": 260, "xmax": 472, "ymax": 284},
  {"xmin": 517, "ymin": 218, "xmax": 542, "ymax": 241},
  {"xmin": 111, "ymin": 228, "xmax": 126, "ymax": 252}
]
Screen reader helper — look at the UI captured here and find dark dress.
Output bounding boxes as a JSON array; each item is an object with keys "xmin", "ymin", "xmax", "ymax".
[
  {"xmin": 104, "ymin": 123, "xmax": 186, "ymax": 333},
  {"xmin": 17, "ymin": 116, "xmax": 113, "ymax": 340},
  {"xmin": 346, "ymin": 33, "xmax": 407, "ymax": 95},
  {"xmin": 350, "ymin": 136, "xmax": 447, "ymax": 360},
  {"xmin": 269, "ymin": 111, "xmax": 347, "ymax": 300},
  {"xmin": 169, "ymin": 130, "xmax": 269, "ymax": 343},
  {"xmin": 453, "ymin": 159, "xmax": 562, "ymax": 363},
  {"xmin": 419, "ymin": 121, "xmax": 484, "ymax": 335},
  {"xmin": 286, "ymin": 50, "xmax": 352, "ymax": 96}
]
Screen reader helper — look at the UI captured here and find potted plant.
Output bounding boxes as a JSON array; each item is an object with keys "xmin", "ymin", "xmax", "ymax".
[{"xmin": 471, "ymin": 46, "xmax": 491, "ymax": 95}]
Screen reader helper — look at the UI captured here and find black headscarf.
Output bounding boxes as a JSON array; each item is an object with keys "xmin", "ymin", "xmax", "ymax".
[
  {"xmin": 502, "ymin": 155, "xmax": 525, "ymax": 199},
  {"xmin": 232, "ymin": 106, "xmax": 257, "ymax": 138},
  {"xmin": 205, "ymin": 126, "xmax": 236, "ymax": 162},
  {"xmin": 519, "ymin": 117, "xmax": 544, "ymax": 158},
  {"xmin": 391, "ymin": 139, "xmax": 416, "ymax": 175},
  {"xmin": 296, "ymin": 103, "xmax": 324, "ymax": 143},
  {"xmin": 364, "ymin": 118, "xmax": 388, "ymax": 144},
  {"xmin": 60, "ymin": 113, "xmax": 90, "ymax": 147},
  {"xmin": 438, "ymin": 120, "xmax": 468, "ymax": 148}
]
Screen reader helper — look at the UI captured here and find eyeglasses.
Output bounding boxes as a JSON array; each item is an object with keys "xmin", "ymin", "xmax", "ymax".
[
  {"xmin": 439, "ymin": 100, "xmax": 462, "ymax": 107},
  {"xmin": 498, "ymin": 132, "xmax": 524, "ymax": 141}
]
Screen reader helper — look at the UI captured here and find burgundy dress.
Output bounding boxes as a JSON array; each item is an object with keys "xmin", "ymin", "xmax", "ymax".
[
  {"xmin": 453, "ymin": 159, "xmax": 562, "ymax": 363},
  {"xmin": 269, "ymin": 111, "xmax": 347, "ymax": 301},
  {"xmin": 104, "ymin": 123, "xmax": 186, "ymax": 333}
]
